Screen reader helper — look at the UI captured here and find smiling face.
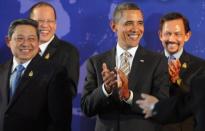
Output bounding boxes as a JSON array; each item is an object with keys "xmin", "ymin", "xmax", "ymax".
[
  {"xmin": 30, "ymin": 5, "xmax": 56, "ymax": 44},
  {"xmin": 111, "ymin": 10, "xmax": 144, "ymax": 50},
  {"xmin": 159, "ymin": 19, "xmax": 191, "ymax": 54},
  {"xmin": 6, "ymin": 25, "xmax": 39, "ymax": 64}
]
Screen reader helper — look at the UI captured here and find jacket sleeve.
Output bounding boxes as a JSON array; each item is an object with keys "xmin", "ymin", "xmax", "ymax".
[
  {"xmin": 80, "ymin": 58, "xmax": 114, "ymax": 117},
  {"xmin": 47, "ymin": 67, "xmax": 73, "ymax": 131}
]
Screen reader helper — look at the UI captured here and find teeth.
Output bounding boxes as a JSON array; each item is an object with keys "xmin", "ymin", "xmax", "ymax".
[
  {"xmin": 20, "ymin": 49, "xmax": 30, "ymax": 53},
  {"xmin": 40, "ymin": 30, "xmax": 49, "ymax": 33},
  {"xmin": 167, "ymin": 44, "xmax": 178, "ymax": 48},
  {"xmin": 129, "ymin": 34, "xmax": 139, "ymax": 39}
]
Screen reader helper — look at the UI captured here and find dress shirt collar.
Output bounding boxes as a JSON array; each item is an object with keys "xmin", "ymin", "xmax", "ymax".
[
  {"xmin": 164, "ymin": 48, "xmax": 183, "ymax": 59},
  {"xmin": 39, "ymin": 35, "xmax": 55, "ymax": 55},
  {"xmin": 116, "ymin": 43, "xmax": 138, "ymax": 58},
  {"xmin": 11, "ymin": 57, "xmax": 31, "ymax": 73}
]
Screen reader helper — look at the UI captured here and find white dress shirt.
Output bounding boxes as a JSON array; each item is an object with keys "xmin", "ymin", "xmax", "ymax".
[
  {"xmin": 39, "ymin": 35, "xmax": 55, "ymax": 56},
  {"xmin": 164, "ymin": 48, "xmax": 183, "ymax": 59},
  {"xmin": 102, "ymin": 43, "xmax": 139, "ymax": 104}
]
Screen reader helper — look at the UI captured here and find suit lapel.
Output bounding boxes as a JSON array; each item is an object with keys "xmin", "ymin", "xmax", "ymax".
[
  {"xmin": 7, "ymin": 55, "xmax": 41, "ymax": 109},
  {"xmin": 128, "ymin": 46, "xmax": 146, "ymax": 92},
  {"xmin": 42, "ymin": 36, "xmax": 59, "ymax": 60},
  {"xmin": 102, "ymin": 48, "xmax": 116, "ymax": 71},
  {"xmin": 179, "ymin": 51, "xmax": 190, "ymax": 78}
]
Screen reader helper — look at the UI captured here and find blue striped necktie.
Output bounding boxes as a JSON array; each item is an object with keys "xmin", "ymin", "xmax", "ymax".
[{"xmin": 10, "ymin": 64, "xmax": 25, "ymax": 97}]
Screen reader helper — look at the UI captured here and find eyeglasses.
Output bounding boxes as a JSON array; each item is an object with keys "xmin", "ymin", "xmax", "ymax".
[
  {"xmin": 37, "ymin": 19, "xmax": 56, "ymax": 24},
  {"xmin": 13, "ymin": 36, "xmax": 38, "ymax": 43}
]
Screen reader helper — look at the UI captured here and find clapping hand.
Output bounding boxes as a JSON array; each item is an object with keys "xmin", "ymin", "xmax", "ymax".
[
  {"xmin": 136, "ymin": 93, "xmax": 159, "ymax": 118},
  {"xmin": 117, "ymin": 69, "xmax": 130, "ymax": 100},
  {"xmin": 101, "ymin": 63, "xmax": 117, "ymax": 94}
]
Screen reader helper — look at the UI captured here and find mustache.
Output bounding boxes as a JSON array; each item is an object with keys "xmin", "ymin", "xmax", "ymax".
[{"xmin": 165, "ymin": 41, "xmax": 180, "ymax": 46}]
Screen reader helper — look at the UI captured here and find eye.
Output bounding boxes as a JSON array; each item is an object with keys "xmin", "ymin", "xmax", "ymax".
[
  {"xmin": 15, "ymin": 37, "xmax": 24, "ymax": 43},
  {"xmin": 124, "ymin": 21, "xmax": 133, "ymax": 26},
  {"xmin": 47, "ymin": 20, "xmax": 55, "ymax": 24},
  {"xmin": 164, "ymin": 32, "xmax": 171, "ymax": 37},
  {"xmin": 175, "ymin": 33, "xmax": 182, "ymax": 37},
  {"xmin": 138, "ymin": 21, "xmax": 144, "ymax": 26},
  {"xmin": 37, "ymin": 19, "xmax": 55, "ymax": 24},
  {"xmin": 27, "ymin": 37, "xmax": 36, "ymax": 42},
  {"xmin": 37, "ymin": 20, "xmax": 44, "ymax": 24}
]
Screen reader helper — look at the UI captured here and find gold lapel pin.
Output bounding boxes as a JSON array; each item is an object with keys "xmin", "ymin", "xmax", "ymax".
[
  {"xmin": 182, "ymin": 63, "xmax": 187, "ymax": 69},
  {"xmin": 28, "ymin": 71, "xmax": 33, "ymax": 77},
  {"xmin": 45, "ymin": 53, "xmax": 50, "ymax": 59}
]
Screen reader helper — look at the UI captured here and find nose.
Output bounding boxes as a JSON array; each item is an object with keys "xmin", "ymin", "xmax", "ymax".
[
  {"xmin": 40, "ymin": 22, "xmax": 49, "ymax": 28},
  {"xmin": 168, "ymin": 34, "xmax": 177, "ymax": 42}
]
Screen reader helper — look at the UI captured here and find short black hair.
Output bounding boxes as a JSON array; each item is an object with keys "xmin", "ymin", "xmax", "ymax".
[
  {"xmin": 159, "ymin": 12, "xmax": 191, "ymax": 33},
  {"xmin": 112, "ymin": 2, "xmax": 142, "ymax": 23},
  {"xmin": 29, "ymin": 1, "xmax": 57, "ymax": 20},
  {"xmin": 8, "ymin": 18, "xmax": 39, "ymax": 39}
]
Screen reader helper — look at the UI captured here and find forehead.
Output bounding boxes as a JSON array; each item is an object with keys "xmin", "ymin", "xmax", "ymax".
[
  {"xmin": 32, "ymin": 6, "xmax": 55, "ymax": 19},
  {"xmin": 162, "ymin": 19, "xmax": 185, "ymax": 32},
  {"xmin": 120, "ymin": 10, "xmax": 143, "ymax": 21},
  {"xmin": 13, "ymin": 25, "xmax": 37, "ymax": 36}
]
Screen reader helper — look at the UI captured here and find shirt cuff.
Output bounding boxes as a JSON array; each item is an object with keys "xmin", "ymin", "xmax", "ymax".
[
  {"xmin": 102, "ymin": 84, "xmax": 112, "ymax": 97},
  {"xmin": 124, "ymin": 90, "xmax": 133, "ymax": 104}
]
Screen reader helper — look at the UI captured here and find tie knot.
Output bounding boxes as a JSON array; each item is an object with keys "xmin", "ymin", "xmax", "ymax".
[
  {"xmin": 168, "ymin": 55, "xmax": 176, "ymax": 61},
  {"xmin": 121, "ymin": 51, "xmax": 131, "ymax": 58},
  {"xmin": 16, "ymin": 65, "xmax": 25, "ymax": 72}
]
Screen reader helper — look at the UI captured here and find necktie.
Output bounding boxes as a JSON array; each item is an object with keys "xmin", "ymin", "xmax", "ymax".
[
  {"xmin": 168, "ymin": 55, "xmax": 176, "ymax": 62},
  {"xmin": 39, "ymin": 48, "xmax": 42, "ymax": 56},
  {"xmin": 10, "ymin": 64, "xmax": 25, "ymax": 97},
  {"xmin": 120, "ymin": 51, "xmax": 131, "ymax": 76}
]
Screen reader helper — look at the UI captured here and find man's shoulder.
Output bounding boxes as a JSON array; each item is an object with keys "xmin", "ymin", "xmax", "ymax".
[
  {"xmin": 184, "ymin": 51, "xmax": 205, "ymax": 63},
  {"xmin": 140, "ymin": 47, "xmax": 165, "ymax": 60},
  {"xmin": 88, "ymin": 49, "xmax": 114, "ymax": 61},
  {"xmin": 30, "ymin": 55, "xmax": 59, "ymax": 73},
  {"xmin": 0, "ymin": 59, "xmax": 12, "ymax": 70},
  {"xmin": 54, "ymin": 37, "xmax": 78, "ymax": 52}
]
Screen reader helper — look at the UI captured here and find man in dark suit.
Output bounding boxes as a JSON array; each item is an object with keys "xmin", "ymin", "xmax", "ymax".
[
  {"xmin": 0, "ymin": 19, "xmax": 72, "ymax": 131},
  {"xmin": 81, "ymin": 3, "xmax": 170, "ymax": 131},
  {"xmin": 29, "ymin": 1, "xmax": 79, "ymax": 97},
  {"xmin": 135, "ymin": 73, "xmax": 205, "ymax": 131},
  {"xmin": 157, "ymin": 12, "xmax": 205, "ymax": 131}
]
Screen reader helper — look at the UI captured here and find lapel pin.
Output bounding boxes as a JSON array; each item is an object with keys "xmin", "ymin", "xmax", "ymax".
[
  {"xmin": 140, "ymin": 59, "xmax": 144, "ymax": 63},
  {"xmin": 28, "ymin": 71, "xmax": 33, "ymax": 77},
  {"xmin": 182, "ymin": 63, "xmax": 187, "ymax": 69},
  {"xmin": 45, "ymin": 53, "xmax": 50, "ymax": 60}
]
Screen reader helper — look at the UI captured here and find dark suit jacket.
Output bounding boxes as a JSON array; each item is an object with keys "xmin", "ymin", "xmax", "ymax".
[
  {"xmin": 192, "ymin": 74, "xmax": 205, "ymax": 131},
  {"xmin": 161, "ymin": 51, "xmax": 205, "ymax": 131},
  {"xmin": 153, "ymin": 70, "xmax": 205, "ymax": 131},
  {"xmin": 42, "ymin": 35, "xmax": 79, "ymax": 97},
  {"xmin": 0, "ymin": 55, "xmax": 73, "ymax": 131},
  {"xmin": 81, "ymin": 46, "xmax": 170, "ymax": 131}
]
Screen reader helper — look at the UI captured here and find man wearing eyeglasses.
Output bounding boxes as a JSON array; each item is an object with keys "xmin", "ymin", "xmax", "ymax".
[
  {"xmin": 29, "ymin": 2, "xmax": 79, "ymax": 97},
  {"xmin": 28, "ymin": 3, "xmax": 79, "ymax": 130}
]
